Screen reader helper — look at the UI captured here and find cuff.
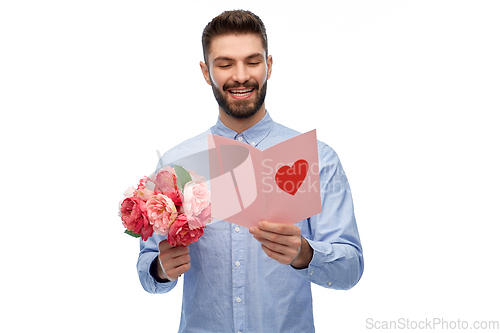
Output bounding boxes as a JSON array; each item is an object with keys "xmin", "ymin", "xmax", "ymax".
[{"xmin": 291, "ymin": 238, "xmax": 332, "ymax": 287}]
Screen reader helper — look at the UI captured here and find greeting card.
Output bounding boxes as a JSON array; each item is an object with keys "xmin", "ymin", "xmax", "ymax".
[{"xmin": 208, "ymin": 130, "xmax": 322, "ymax": 228}]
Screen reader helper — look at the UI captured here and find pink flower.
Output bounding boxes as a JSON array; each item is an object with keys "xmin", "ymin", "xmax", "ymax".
[
  {"xmin": 197, "ymin": 205, "xmax": 212, "ymax": 226},
  {"xmin": 183, "ymin": 180, "xmax": 210, "ymax": 216},
  {"xmin": 123, "ymin": 187, "xmax": 135, "ymax": 198},
  {"xmin": 188, "ymin": 170, "xmax": 206, "ymax": 182},
  {"xmin": 137, "ymin": 176, "xmax": 154, "ymax": 190},
  {"xmin": 154, "ymin": 166, "xmax": 177, "ymax": 194},
  {"xmin": 146, "ymin": 194, "xmax": 178, "ymax": 236},
  {"xmin": 133, "ymin": 176, "xmax": 156, "ymax": 201},
  {"xmin": 134, "ymin": 187, "xmax": 155, "ymax": 201},
  {"xmin": 168, "ymin": 214, "xmax": 205, "ymax": 247},
  {"xmin": 120, "ymin": 197, "xmax": 153, "ymax": 241}
]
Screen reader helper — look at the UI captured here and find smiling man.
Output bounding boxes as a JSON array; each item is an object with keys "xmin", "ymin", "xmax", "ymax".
[
  {"xmin": 202, "ymin": 34, "xmax": 269, "ymax": 121},
  {"xmin": 137, "ymin": 10, "xmax": 363, "ymax": 333},
  {"xmin": 201, "ymin": 32, "xmax": 271, "ymax": 133}
]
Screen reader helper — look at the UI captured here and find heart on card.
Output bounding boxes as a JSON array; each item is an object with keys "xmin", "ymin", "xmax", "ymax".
[{"xmin": 275, "ymin": 159, "xmax": 309, "ymax": 195}]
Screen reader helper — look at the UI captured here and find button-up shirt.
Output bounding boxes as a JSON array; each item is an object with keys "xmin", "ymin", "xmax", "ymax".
[{"xmin": 137, "ymin": 112, "xmax": 363, "ymax": 333}]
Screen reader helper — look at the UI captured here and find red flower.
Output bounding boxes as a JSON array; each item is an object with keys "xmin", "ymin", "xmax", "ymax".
[
  {"xmin": 164, "ymin": 189, "xmax": 183, "ymax": 207},
  {"xmin": 120, "ymin": 196, "xmax": 153, "ymax": 241},
  {"xmin": 168, "ymin": 214, "xmax": 205, "ymax": 247}
]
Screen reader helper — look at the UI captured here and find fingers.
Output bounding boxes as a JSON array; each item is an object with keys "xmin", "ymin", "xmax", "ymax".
[
  {"xmin": 250, "ymin": 221, "xmax": 302, "ymax": 265},
  {"xmin": 253, "ymin": 233, "xmax": 300, "ymax": 258},
  {"xmin": 256, "ymin": 221, "xmax": 302, "ymax": 237},
  {"xmin": 162, "ymin": 261, "xmax": 191, "ymax": 281},
  {"xmin": 158, "ymin": 240, "xmax": 191, "ymax": 281},
  {"xmin": 250, "ymin": 222, "xmax": 301, "ymax": 247},
  {"xmin": 260, "ymin": 242, "xmax": 301, "ymax": 265}
]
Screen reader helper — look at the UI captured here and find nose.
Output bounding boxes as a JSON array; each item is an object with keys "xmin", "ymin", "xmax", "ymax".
[{"xmin": 232, "ymin": 63, "xmax": 250, "ymax": 84}]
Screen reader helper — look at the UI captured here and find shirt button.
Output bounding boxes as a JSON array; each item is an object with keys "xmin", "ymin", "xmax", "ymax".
[
  {"xmin": 251, "ymin": 141, "xmax": 256, "ymax": 146},
  {"xmin": 236, "ymin": 297, "xmax": 241, "ymax": 303},
  {"xmin": 235, "ymin": 261, "xmax": 240, "ymax": 267},
  {"xmin": 235, "ymin": 226, "xmax": 240, "ymax": 232},
  {"xmin": 237, "ymin": 137, "xmax": 243, "ymax": 141},
  {"xmin": 328, "ymin": 282, "xmax": 332, "ymax": 286}
]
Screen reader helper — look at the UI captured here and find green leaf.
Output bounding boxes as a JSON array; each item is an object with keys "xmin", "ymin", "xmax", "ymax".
[
  {"xmin": 174, "ymin": 165, "xmax": 192, "ymax": 193},
  {"xmin": 124, "ymin": 230, "xmax": 141, "ymax": 238}
]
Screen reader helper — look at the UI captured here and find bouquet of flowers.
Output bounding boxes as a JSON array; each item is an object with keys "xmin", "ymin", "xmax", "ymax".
[{"xmin": 119, "ymin": 165, "xmax": 212, "ymax": 246}]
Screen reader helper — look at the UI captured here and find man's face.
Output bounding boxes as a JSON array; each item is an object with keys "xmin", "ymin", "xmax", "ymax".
[{"xmin": 201, "ymin": 34, "xmax": 272, "ymax": 119}]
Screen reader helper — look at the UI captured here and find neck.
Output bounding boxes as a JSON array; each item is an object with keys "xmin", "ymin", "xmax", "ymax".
[{"xmin": 218, "ymin": 104, "xmax": 266, "ymax": 134}]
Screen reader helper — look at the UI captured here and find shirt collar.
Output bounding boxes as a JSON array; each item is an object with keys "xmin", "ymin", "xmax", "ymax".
[{"xmin": 212, "ymin": 111, "xmax": 274, "ymax": 147}]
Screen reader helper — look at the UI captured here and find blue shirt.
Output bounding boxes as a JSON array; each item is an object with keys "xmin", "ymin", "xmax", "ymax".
[{"xmin": 137, "ymin": 112, "xmax": 363, "ymax": 333}]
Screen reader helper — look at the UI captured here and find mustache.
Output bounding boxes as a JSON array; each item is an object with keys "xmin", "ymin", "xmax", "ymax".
[{"xmin": 223, "ymin": 81, "xmax": 259, "ymax": 91}]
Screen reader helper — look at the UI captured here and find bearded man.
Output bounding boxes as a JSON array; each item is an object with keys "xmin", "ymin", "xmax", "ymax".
[{"xmin": 137, "ymin": 10, "xmax": 363, "ymax": 333}]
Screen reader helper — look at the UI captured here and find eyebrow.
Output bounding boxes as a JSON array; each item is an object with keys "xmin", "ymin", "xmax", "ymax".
[{"xmin": 213, "ymin": 53, "xmax": 265, "ymax": 62}]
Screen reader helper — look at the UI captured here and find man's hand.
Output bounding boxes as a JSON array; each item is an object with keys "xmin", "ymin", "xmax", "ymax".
[
  {"xmin": 249, "ymin": 221, "xmax": 313, "ymax": 269},
  {"xmin": 156, "ymin": 240, "xmax": 191, "ymax": 281}
]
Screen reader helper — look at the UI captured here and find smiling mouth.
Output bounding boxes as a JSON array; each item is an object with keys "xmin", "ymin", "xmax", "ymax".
[{"xmin": 228, "ymin": 88, "xmax": 255, "ymax": 99}]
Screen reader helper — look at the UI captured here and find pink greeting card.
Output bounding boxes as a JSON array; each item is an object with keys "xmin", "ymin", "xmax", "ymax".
[{"xmin": 208, "ymin": 130, "xmax": 322, "ymax": 228}]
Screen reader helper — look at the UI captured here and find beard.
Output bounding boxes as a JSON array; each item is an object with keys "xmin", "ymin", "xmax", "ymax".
[{"xmin": 210, "ymin": 77, "xmax": 267, "ymax": 119}]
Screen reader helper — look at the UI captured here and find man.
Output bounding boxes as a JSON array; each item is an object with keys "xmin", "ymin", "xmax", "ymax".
[{"xmin": 137, "ymin": 10, "xmax": 363, "ymax": 332}]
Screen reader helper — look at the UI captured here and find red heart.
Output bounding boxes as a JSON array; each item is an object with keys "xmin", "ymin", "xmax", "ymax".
[{"xmin": 275, "ymin": 159, "xmax": 309, "ymax": 195}]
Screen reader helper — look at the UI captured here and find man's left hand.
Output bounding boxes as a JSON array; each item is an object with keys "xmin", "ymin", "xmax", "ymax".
[{"xmin": 249, "ymin": 221, "xmax": 313, "ymax": 269}]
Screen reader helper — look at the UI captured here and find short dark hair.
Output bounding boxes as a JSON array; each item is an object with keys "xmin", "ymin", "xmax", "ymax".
[{"xmin": 202, "ymin": 10, "xmax": 268, "ymax": 64}]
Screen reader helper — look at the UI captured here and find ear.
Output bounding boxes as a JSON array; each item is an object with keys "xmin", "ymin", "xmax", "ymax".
[
  {"xmin": 199, "ymin": 61, "xmax": 212, "ymax": 86},
  {"xmin": 266, "ymin": 55, "xmax": 273, "ymax": 80}
]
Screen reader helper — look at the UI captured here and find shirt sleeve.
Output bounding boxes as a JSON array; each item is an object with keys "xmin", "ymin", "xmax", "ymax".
[
  {"xmin": 293, "ymin": 143, "xmax": 364, "ymax": 290},
  {"xmin": 137, "ymin": 233, "xmax": 178, "ymax": 294}
]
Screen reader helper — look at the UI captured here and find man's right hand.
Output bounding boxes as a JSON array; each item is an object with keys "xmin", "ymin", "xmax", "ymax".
[{"xmin": 156, "ymin": 240, "xmax": 191, "ymax": 281}]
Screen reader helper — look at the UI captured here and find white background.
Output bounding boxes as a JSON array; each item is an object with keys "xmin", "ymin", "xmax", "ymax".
[{"xmin": 1, "ymin": 1, "xmax": 499, "ymax": 332}]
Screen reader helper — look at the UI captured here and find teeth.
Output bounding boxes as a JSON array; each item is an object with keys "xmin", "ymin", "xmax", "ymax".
[{"xmin": 230, "ymin": 89, "xmax": 253, "ymax": 95}]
